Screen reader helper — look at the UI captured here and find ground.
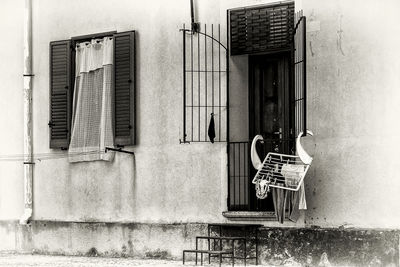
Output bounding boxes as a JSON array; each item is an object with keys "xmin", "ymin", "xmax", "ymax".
[{"xmin": 0, "ymin": 253, "xmax": 257, "ymax": 267}]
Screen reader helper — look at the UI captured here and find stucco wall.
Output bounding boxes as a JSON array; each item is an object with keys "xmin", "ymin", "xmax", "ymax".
[
  {"xmin": 1, "ymin": 0, "xmax": 400, "ymax": 231},
  {"xmin": 1, "ymin": 0, "xmax": 229, "ymax": 224},
  {"xmin": 0, "ymin": 0, "xmax": 24, "ymax": 220},
  {"xmin": 303, "ymin": 0, "xmax": 400, "ymax": 228}
]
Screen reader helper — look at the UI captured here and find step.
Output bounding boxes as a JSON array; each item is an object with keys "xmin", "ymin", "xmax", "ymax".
[
  {"xmin": 183, "ymin": 249, "xmax": 233, "ymax": 254},
  {"xmin": 196, "ymin": 236, "xmax": 249, "ymax": 240}
]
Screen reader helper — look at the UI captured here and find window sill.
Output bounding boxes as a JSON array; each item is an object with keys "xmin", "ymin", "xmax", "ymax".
[{"xmin": 222, "ymin": 211, "xmax": 277, "ymax": 221}]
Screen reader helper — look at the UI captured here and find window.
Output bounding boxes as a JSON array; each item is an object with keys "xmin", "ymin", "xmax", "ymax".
[{"xmin": 49, "ymin": 31, "xmax": 136, "ymax": 150}]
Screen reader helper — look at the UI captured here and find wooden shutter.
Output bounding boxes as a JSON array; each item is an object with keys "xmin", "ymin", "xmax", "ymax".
[
  {"xmin": 49, "ymin": 40, "xmax": 71, "ymax": 149},
  {"xmin": 229, "ymin": 2, "xmax": 294, "ymax": 55},
  {"xmin": 113, "ymin": 31, "xmax": 136, "ymax": 146},
  {"xmin": 293, "ymin": 14, "xmax": 307, "ymax": 138}
]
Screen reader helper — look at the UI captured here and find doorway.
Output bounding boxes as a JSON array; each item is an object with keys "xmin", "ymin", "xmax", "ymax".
[{"xmin": 248, "ymin": 52, "xmax": 293, "ymax": 211}]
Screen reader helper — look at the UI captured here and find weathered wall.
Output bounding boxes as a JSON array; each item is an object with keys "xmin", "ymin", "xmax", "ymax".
[
  {"xmin": 258, "ymin": 227, "xmax": 399, "ymax": 266},
  {"xmin": 0, "ymin": 0, "xmax": 25, "ymax": 220},
  {"xmin": 0, "ymin": 0, "xmax": 229, "ymax": 224},
  {"xmin": 0, "ymin": 220, "xmax": 207, "ymax": 258},
  {"xmin": 303, "ymin": 0, "xmax": 400, "ymax": 229},
  {"xmin": 2, "ymin": 220, "xmax": 398, "ymax": 266}
]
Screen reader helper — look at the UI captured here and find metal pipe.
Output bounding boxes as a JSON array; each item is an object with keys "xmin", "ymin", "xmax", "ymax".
[
  {"xmin": 20, "ymin": 0, "xmax": 33, "ymax": 225},
  {"xmin": 204, "ymin": 25, "xmax": 207, "ymax": 140},
  {"xmin": 303, "ymin": 16, "xmax": 307, "ymax": 137},
  {"xmin": 226, "ymin": 10, "xmax": 230, "ymax": 209},
  {"xmin": 182, "ymin": 25, "xmax": 187, "ymax": 143},
  {"xmin": 191, "ymin": 29, "xmax": 193, "ymax": 141},
  {"xmin": 190, "ymin": 0, "xmax": 195, "ymax": 29}
]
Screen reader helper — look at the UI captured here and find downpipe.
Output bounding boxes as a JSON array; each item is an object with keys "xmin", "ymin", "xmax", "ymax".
[{"xmin": 20, "ymin": 0, "xmax": 33, "ymax": 225}]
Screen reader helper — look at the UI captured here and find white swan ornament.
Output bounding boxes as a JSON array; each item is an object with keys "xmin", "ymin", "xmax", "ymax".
[
  {"xmin": 296, "ymin": 130, "xmax": 314, "ymax": 165},
  {"xmin": 250, "ymin": 134, "xmax": 264, "ymax": 170},
  {"xmin": 250, "ymin": 130, "xmax": 314, "ymax": 169}
]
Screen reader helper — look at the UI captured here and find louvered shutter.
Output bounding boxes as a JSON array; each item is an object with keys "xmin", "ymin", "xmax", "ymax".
[
  {"xmin": 293, "ymin": 14, "xmax": 307, "ymax": 138},
  {"xmin": 113, "ymin": 31, "xmax": 136, "ymax": 146},
  {"xmin": 229, "ymin": 2, "xmax": 295, "ymax": 55},
  {"xmin": 49, "ymin": 40, "xmax": 71, "ymax": 149}
]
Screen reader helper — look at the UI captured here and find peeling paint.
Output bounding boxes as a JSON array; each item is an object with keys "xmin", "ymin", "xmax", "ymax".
[
  {"xmin": 336, "ymin": 14, "xmax": 345, "ymax": 56},
  {"xmin": 309, "ymin": 41, "xmax": 315, "ymax": 57}
]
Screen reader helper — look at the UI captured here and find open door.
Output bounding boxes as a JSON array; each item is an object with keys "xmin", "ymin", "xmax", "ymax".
[{"xmin": 249, "ymin": 53, "xmax": 292, "ymax": 211}]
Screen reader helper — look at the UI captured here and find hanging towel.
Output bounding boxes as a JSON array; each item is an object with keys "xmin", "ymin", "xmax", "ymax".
[
  {"xmin": 298, "ymin": 181, "xmax": 307, "ymax": 210},
  {"xmin": 287, "ymin": 190, "xmax": 300, "ymax": 222},
  {"xmin": 280, "ymin": 164, "xmax": 307, "ymax": 210},
  {"xmin": 281, "ymin": 164, "xmax": 305, "ymax": 186},
  {"xmin": 272, "ymin": 187, "xmax": 287, "ymax": 224},
  {"xmin": 208, "ymin": 113, "xmax": 216, "ymax": 143}
]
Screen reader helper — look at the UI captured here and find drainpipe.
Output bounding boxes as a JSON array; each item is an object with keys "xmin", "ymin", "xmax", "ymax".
[{"xmin": 20, "ymin": 0, "xmax": 33, "ymax": 225}]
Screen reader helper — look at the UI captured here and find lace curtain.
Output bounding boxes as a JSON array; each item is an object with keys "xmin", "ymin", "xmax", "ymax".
[{"xmin": 69, "ymin": 37, "xmax": 115, "ymax": 162}]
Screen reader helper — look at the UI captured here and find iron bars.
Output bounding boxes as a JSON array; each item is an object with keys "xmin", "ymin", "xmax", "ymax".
[
  {"xmin": 180, "ymin": 24, "xmax": 229, "ymax": 143},
  {"xmin": 228, "ymin": 139, "xmax": 295, "ymax": 211}
]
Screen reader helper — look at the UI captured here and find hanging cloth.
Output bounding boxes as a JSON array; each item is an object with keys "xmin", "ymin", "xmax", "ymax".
[
  {"xmin": 208, "ymin": 113, "xmax": 216, "ymax": 143},
  {"xmin": 272, "ymin": 187, "xmax": 287, "ymax": 223},
  {"xmin": 69, "ymin": 37, "xmax": 115, "ymax": 162}
]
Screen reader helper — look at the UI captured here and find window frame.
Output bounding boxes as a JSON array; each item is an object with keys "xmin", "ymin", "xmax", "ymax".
[
  {"xmin": 69, "ymin": 32, "xmax": 118, "ymax": 149},
  {"xmin": 49, "ymin": 30, "xmax": 136, "ymax": 149}
]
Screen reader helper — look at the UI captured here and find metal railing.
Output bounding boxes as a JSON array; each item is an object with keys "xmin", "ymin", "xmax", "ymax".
[{"xmin": 228, "ymin": 139, "xmax": 295, "ymax": 211}]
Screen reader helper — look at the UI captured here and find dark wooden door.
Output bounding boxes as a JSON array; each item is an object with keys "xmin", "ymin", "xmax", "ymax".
[{"xmin": 249, "ymin": 53, "xmax": 291, "ymax": 211}]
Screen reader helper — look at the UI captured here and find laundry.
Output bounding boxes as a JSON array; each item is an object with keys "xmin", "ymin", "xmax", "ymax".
[
  {"xmin": 281, "ymin": 164, "xmax": 307, "ymax": 210},
  {"xmin": 281, "ymin": 164, "xmax": 305, "ymax": 187},
  {"xmin": 272, "ymin": 187, "xmax": 287, "ymax": 223},
  {"xmin": 208, "ymin": 113, "xmax": 216, "ymax": 143},
  {"xmin": 287, "ymin": 190, "xmax": 300, "ymax": 222},
  {"xmin": 251, "ymin": 131, "xmax": 313, "ymax": 223}
]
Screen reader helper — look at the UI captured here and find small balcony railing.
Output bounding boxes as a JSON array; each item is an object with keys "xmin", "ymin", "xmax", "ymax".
[{"xmin": 228, "ymin": 139, "xmax": 295, "ymax": 211}]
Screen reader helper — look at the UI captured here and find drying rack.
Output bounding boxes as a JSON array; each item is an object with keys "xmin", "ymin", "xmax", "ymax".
[
  {"xmin": 251, "ymin": 131, "xmax": 313, "ymax": 194},
  {"xmin": 251, "ymin": 152, "xmax": 310, "ymax": 191}
]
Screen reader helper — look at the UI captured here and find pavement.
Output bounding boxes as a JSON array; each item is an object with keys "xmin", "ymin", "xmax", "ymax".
[{"xmin": 0, "ymin": 254, "xmax": 255, "ymax": 267}]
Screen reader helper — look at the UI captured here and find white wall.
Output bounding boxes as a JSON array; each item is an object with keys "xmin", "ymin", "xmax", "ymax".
[
  {"xmin": 1, "ymin": 0, "xmax": 228, "ymax": 224},
  {"xmin": 0, "ymin": 0, "xmax": 24, "ymax": 220},
  {"xmin": 304, "ymin": 0, "xmax": 400, "ymax": 228}
]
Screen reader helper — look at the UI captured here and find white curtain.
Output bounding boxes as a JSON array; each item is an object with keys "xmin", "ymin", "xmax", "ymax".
[{"xmin": 69, "ymin": 37, "xmax": 115, "ymax": 162}]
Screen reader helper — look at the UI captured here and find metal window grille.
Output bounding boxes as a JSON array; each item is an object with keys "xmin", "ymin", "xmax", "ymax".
[{"xmin": 180, "ymin": 24, "xmax": 229, "ymax": 143}]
